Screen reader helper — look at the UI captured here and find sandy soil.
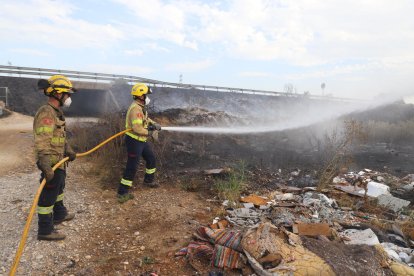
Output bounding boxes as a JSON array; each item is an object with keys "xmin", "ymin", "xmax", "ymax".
[{"xmin": 0, "ymin": 112, "xmax": 34, "ymax": 175}]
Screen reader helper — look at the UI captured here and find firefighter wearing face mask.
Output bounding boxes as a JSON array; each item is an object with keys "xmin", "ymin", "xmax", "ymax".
[
  {"xmin": 117, "ymin": 83, "xmax": 162, "ymax": 203},
  {"xmin": 33, "ymin": 75, "xmax": 77, "ymax": 241}
]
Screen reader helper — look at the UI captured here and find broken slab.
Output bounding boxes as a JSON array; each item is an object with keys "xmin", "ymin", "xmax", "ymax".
[
  {"xmin": 364, "ymin": 181, "xmax": 390, "ymax": 197},
  {"xmin": 292, "ymin": 223, "xmax": 331, "ymax": 237},
  {"xmin": 334, "ymin": 184, "xmax": 365, "ymax": 197},
  {"xmin": 240, "ymin": 194, "xmax": 269, "ymax": 206},
  {"xmin": 341, "ymin": 228, "xmax": 380, "ymax": 246},
  {"xmin": 377, "ymin": 194, "xmax": 410, "ymax": 212}
]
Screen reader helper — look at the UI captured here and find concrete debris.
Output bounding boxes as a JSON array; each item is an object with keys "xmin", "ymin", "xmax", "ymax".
[
  {"xmin": 377, "ymin": 194, "xmax": 411, "ymax": 212},
  {"xmin": 183, "ymin": 167, "xmax": 414, "ymax": 274},
  {"xmin": 302, "ymin": 192, "xmax": 338, "ymax": 208},
  {"xmin": 341, "ymin": 229, "xmax": 380, "ymax": 246},
  {"xmin": 225, "ymin": 208, "xmax": 262, "ymax": 227}
]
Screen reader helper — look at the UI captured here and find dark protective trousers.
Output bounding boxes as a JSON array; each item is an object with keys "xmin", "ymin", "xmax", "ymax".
[
  {"xmin": 37, "ymin": 169, "xmax": 68, "ymax": 235},
  {"xmin": 118, "ymin": 135, "xmax": 156, "ymax": 195}
]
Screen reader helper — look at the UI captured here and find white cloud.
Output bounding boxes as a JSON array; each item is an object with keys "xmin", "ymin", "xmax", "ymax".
[
  {"xmin": 116, "ymin": 0, "xmax": 414, "ymax": 68},
  {"xmin": 239, "ymin": 71, "xmax": 272, "ymax": 77},
  {"xmin": 124, "ymin": 49, "xmax": 144, "ymax": 56},
  {"xmin": 0, "ymin": 0, "xmax": 123, "ymax": 49},
  {"xmin": 144, "ymin": 43, "xmax": 170, "ymax": 53},
  {"xmin": 10, "ymin": 48, "xmax": 51, "ymax": 57},
  {"xmin": 165, "ymin": 60, "xmax": 215, "ymax": 72}
]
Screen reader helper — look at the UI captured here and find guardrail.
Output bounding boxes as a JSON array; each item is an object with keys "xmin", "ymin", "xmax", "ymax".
[{"xmin": 0, "ymin": 65, "xmax": 358, "ymax": 102}]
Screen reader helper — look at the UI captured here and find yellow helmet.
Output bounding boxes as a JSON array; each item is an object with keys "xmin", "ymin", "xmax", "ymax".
[
  {"xmin": 131, "ymin": 83, "xmax": 151, "ymax": 97},
  {"xmin": 43, "ymin": 75, "xmax": 75, "ymax": 95}
]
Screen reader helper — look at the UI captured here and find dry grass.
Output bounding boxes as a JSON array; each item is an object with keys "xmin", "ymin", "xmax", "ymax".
[
  {"xmin": 70, "ymin": 113, "xmax": 125, "ymax": 187},
  {"xmin": 214, "ymin": 161, "xmax": 247, "ymax": 202},
  {"xmin": 317, "ymin": 120, "xmax": 367, "ymax": 190}
]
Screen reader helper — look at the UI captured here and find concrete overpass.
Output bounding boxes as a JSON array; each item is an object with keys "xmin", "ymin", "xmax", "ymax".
[{"xmin": 0, "ymin": 65, "xmax": 359, "ymax": 103}]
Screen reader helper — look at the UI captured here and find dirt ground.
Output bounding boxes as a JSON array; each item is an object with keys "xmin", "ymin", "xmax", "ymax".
[
  {"xmin": 0, "ymin": 112, "xmax": 34, "ymax": 175},
  {"xmin": 0, "ymin": 112, "xmax": 219, "ymax": 275}
]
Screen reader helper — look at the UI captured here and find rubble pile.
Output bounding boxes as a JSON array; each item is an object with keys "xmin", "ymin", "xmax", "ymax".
[{"xmin": 178, "ymin": 168, "xmax": 414, "ymax": 275}]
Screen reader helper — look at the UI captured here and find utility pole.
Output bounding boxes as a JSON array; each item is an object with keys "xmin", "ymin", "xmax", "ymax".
[
  {"xmin": 321, "ymin": 82, "xmax": 326, "ymax": 96},
  {"xmin": 179, "ymin": 74, "xmax": 183, "ymax": 84}
]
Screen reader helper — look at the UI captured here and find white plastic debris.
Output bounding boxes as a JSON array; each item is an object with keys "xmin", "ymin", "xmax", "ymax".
[
  {"xmin": 384, "ymin": 249, "xmax": 402, "ymax": 262},
  {"xmin": 274, "ymin": 193, "xmax": 295, "ymax": 201},
  {"xmin": 243, "ymin": 203, "xmax": 255, "ymax": 209},
  {"xmin": 399, "ymin": 252, "xmax": 410, "ymax": 263},
  {"xmin": 381, "ymin": 243, "xmax": 414, "ymax": 264},
  {"xmin": 342, "ymin": 228, "xmax": 380, "ymax": 246},
  {"xmin": 358, "ymin": 181, "xmax": 390, "ymax": 197}
]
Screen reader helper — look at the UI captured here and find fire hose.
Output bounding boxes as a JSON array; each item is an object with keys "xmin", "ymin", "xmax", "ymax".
[{"xmin": 9, "ymin": 128, "xmax": 132, "ymax": 276}]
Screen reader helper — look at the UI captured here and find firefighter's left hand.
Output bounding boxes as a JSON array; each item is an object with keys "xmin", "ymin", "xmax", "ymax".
[
  {"xmin": 153, "ymin": 123, "xmax": 162, "ymax": 131},
  {"xmin": 66, "ymin": 151, "xmax": 77, "ymax": 161},
  {"xmin": 148, "ymin": 123, "xmax": 161, "ymax": 131}
]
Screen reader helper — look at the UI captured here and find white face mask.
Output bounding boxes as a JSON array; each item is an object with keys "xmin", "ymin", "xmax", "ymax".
[
  {"xmin": 145, "ymin": 96, "xmax": 151, "ymax": 105},
  {"xmin": 63, "ymin": 97, "xmax": 72, "ymax": 108}
]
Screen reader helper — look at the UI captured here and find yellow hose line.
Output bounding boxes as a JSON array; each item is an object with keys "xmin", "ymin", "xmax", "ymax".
[{"xmin": 9, "ymin": 128, "xmax": 131, "ymax": 276}]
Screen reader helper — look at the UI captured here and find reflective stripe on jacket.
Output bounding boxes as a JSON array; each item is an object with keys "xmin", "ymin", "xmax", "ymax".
[{"xmin": 125, "ymin": 101, "xmax": 155, "ymax": 142}]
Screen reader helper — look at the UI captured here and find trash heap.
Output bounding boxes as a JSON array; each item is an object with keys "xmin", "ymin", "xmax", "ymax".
[{"xmin": 177, "ymin": 168, "xmax": 414, "ymax": 275}]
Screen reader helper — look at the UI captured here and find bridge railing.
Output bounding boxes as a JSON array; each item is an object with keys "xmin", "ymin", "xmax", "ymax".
[{"xmin": 0, "ymin": 65, "xmax": 358, "ymax": 102}]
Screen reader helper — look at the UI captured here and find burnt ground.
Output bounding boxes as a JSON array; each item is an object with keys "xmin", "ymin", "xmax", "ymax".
[{"xmin": 302, "ymin": 237, "xmax": 393, "ymax": 276}]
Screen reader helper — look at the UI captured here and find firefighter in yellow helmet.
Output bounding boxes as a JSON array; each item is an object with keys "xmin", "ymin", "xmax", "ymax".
[
  {"xmin": 117, "ymin": 83, "xmax": 161, "ymax": 203},
  {"xmin": 33, "ymin": 75, "xmax": 77, "ymax": 240}
]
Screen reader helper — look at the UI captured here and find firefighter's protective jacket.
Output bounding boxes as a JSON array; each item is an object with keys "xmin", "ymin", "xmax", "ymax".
[
  {"xmin": 33, "ymin": 103, "xmax": 73, "ymax": 169},
  {"xmin": 125, "ymin": 101, "xmax": 155, "ymax": 142}
]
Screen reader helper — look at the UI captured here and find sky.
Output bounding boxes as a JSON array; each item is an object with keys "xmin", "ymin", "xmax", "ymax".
[{"xmin": 1, "ymin": 0, "xmax": 414, "ymax": 100}]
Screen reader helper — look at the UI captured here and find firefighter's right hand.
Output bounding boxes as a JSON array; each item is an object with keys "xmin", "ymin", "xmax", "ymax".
[{"xmin": 37, "ymin": 156, "xmax": 54, "ymax": 182}]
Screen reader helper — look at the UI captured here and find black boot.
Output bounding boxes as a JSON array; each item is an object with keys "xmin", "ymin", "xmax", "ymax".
[{"xmin": 38, "ymin": 213, "xmax": 65, "ymax": 241}]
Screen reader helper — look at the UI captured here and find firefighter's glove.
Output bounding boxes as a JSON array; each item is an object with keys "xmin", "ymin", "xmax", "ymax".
[
  {"xmin": 148, "ymin": 123, "xmax": 161, "ymax": 131},
  {"xmin": 65, "ymin": 144, "xmax": 77, "ymax": 161},
  {"xmin": 66, "ymin": 151, "xmax": 77, "ymax": 162},
  {"xmin": 37, "ymin": 156, "xmax": 54, "ymax": 182}
]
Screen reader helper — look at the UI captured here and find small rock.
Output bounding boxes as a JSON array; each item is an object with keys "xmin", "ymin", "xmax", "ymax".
[
  {"xmin": 134, "ymin": 231, "xmax": 140, "ymax": 236},
  {"xmin": 140, "ymin": 246, "xmax": 145, "ymax": 251},
  {"xmin": 85, "ymin": 255, "xmax": 91, "ymax": 260}
]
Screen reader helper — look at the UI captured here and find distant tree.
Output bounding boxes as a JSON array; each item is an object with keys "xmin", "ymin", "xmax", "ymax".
[{"xmin": 284, "ymin": 83, "xmax": 294, "ymax": 94}]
